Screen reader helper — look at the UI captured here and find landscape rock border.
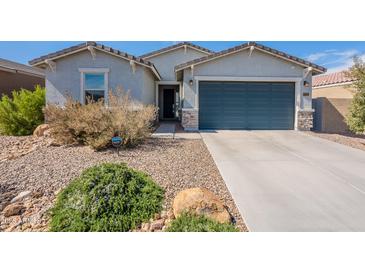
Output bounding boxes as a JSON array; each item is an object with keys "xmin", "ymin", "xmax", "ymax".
[{"xmin": 0, "ymin": 136, "xmax": 247, "ymax": 232}]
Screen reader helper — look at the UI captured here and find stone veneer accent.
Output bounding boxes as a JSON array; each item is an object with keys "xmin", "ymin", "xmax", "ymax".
[
  {"xmin": 182, "ymin": 109, "xmax": 199, "ymax": 130},
  {"xmin": 181, "ymin": 108, "xmax": 314, "ymax": 131},
  {"xmin": 297, "ymin": 109, "xmax": 314, "ymax": 131}
]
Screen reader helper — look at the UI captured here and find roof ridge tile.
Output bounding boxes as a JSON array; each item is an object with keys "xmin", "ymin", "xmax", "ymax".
[
  {"xmin": 139, "ymin": 42, "xmax": 214, "ymax": 59},
  {"xmin": 174, "ymin": 41, "xmax": 326, "ymax": 73}
]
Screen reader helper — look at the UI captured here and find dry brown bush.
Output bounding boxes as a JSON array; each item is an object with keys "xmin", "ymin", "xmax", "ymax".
[{"xmin": 43, "ymin": 88, "xmax": 157, "ymax": 150}]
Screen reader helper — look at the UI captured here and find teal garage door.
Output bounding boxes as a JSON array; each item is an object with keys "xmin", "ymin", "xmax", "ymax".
[{"xmin": 199, "ymin": 81, "xmax": 295, "ymax": 130}]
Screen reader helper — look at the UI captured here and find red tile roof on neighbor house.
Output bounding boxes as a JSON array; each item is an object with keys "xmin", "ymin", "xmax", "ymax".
[{"xmin": 312, "ymin": 71, "xmax": 355, "ymax": 87}]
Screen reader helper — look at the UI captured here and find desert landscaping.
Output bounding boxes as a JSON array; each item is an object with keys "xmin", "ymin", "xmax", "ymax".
[{"xmin": 0, "ymin": 132, "xmax": 247, "ymax": 232}]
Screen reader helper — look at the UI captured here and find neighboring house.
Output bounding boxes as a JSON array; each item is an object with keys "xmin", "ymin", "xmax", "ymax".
[
  {"xmin": 29, "ymin": 41, "xmax": 326, "ymax": 131},
  {"xmin": 0, "ymin": 58, "xmax": 45, "ymax": 97},
  {"xmin": 313, "ymin": 71, "xmax": 355, "ymax": 99},
  {"xmin": 312, "ymin": 71, "xmax": 356, "ymax": 132}
]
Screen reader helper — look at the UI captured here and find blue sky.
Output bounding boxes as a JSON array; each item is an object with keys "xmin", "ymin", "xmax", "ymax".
[{"xmin": 1, "ymin": 41, "xmax": 364, "ymax": 73}]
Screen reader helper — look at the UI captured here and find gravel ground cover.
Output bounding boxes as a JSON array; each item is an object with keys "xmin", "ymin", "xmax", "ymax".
[
  {"xmin": 307, "ymin": 131, "xmax": 365, "ymax": 152},
  {"xmin": 0, "ymin": 136, "xmax": 247, "ymax": 232},
  {"xmin": 0, "ymin": 136, "xmax": 52, "ymax": 163}
]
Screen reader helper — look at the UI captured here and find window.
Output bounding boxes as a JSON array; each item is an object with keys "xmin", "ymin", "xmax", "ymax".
[
  {"xmin": 84, "ymin": 73, "xmax": 105, "ymax": 102},
  {"xmin": 79, "ymin": 68, "xmax": 109, "ymax": 104}
]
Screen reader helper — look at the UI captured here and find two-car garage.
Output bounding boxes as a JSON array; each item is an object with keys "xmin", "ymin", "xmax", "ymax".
[
  {"xmin": 175, "ymin": 42, "xmax": 326, "ymax": 131},
  {"xmin": 199, "ymin": 81, "xmax": 296, "ymax": 130}
]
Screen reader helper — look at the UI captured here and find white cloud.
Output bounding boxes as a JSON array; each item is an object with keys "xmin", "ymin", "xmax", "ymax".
[
  {"xmin": 306, "ymin": 49, "xmax": 364, "ymax": 73},
  {"xmin": 306, "ymin": 49, "xmax": 337, "ymax": 62},
  {"xmin": 307, "ymin": 52, "xmax": 329, "ymax": 62},
  {"xmin": 326, "ymin": 53, "xmax": 365, "ymax": 73}
]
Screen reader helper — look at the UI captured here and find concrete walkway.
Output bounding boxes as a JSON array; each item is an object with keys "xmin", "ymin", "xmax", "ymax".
[
  {"xmin": 152, "ymin": 122, "xmax": 176, "ymax": 138},
  {"xmin": 201, "ymin": 130, "xmax": 365, "ymax": 231},
  {"xmin": 152, "ymin": 122, "xmax": 201, "ymax": 139}
]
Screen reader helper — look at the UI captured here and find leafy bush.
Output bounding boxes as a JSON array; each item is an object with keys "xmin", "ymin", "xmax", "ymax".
[
  {"xmin": 0, "ymin": 85, "xmax": 45, "ymax": 135},
  {"xmin": 346, "ymin": 57, "xmax": 365, "ymax": 133},
  {"xmin": 347, "ymin": 92, "xmax": 365, "ymax": 133},
  {"xmin": 166, "ymin": 212, "xmax": 239, "ymax": 232},
  {"xmin": 43, "ymin": 88, "xmax": 157, "ymax": 150},
  {"xmin": 49, "ymin": 163, "xmax": 164, "ymax": 232}
]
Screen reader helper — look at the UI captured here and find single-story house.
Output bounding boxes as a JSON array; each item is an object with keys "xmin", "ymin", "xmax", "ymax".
[
  {"xmin": 0, "ymin": 58, "xmax": 45, "ymax": 97},
  {"xmin": 29, "ymin": 41, "xmax": 326, "ymax": 131},
  {"xmin": 312, "ymin": 71, "xmax": 355, "ymax": 132}
]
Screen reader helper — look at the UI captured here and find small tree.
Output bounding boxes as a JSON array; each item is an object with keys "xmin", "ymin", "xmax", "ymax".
[
  {"xmin": 0, "ymin": 85, "xmax": 45, "ymax": 136},
  {"xmin": 346, "ymin": 57, "xmax": 365, "ymax": 134}
]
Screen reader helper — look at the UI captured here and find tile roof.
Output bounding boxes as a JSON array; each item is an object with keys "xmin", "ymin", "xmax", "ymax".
[
  {"xmin": 0, "ymin": 58, "xmax": 44, "ymax": 77},
  {"xmin": 175, "ymin": 42, "xmax": 327, "ymax": 74},
  {"xmin": 312, "ymin": 71, "xmax": 355, "ymax": 87},
  {"xmin": 139, "ymin": 42, "xmax": 214, "ymax": 59},
  {"xmin": 28, "ymin": 42, "xmax": 161, "ymax": 79}
]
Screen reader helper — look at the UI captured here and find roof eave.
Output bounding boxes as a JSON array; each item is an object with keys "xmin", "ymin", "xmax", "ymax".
[
  {"xmin": 174, "ymin": 42, "xmax": 326, "ymax": 74},
  {"xmin": 313, "ymin": 81, "xmax": 355, "ymax": 88},
  {"xmin": 0, "ymin": 66, "xmax": 45, "ymax": 78},
  {"xmin": 29, "ymin": 46, "xmax": 88, "ymax": 67},
  {"xmin": 140, "ymin": 42, "xmax": 213, "ymax": 59},
  {"xmin": 29, "ymin": 43, "xmax": 161, "ymax": 80}
]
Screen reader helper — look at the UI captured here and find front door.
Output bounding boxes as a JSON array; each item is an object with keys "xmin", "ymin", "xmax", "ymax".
[{"xmin": 163, "ymin": 88, "xmax": 175, "ymax": 119}]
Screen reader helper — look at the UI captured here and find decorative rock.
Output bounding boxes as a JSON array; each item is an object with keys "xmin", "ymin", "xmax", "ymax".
[
  {"xmin": 164, "ymin": 218, "xmax": 172, "ymax": 227},
  {"xmin": 150, "ymin": 219, "xmax": 165, "ymax": 231},
  {"xmin": 31, "ymin": 191, "xmax": 43, "ymax": 199},
  {"xmin": 167, "ymin": 210, "xmax": 175, "ymax": 220},
  {"xmin": 173, "ymin": 188, "xmax": 231, "ymax": 224},
  {"xmin": 11, "ymin": 191, "xmax": 32, "ymax": 203},
  {"xmin": 0, "ymin": 202, "xmax": 9, "ymax": 212},
  {"xmin": 33, "ymin": 124, "xmax": 49, "ymax": 137},
  {"xmin": 141, "ymin": 222, "xmax": 150, "ymax": 231},
  {"xmin": 0, "ymin": 192, "xmax": 14, "ymax": 211},
  {"xmin": 54, "ymin": 189, "xmax": 62, "ymax": 196},
  {"xmin": 160, "ymin": 210, "xmax": 167, "ymax": 218},
  {"xmin": 3, "ymin": 203, "xmax": 25, "ymax": 217}
]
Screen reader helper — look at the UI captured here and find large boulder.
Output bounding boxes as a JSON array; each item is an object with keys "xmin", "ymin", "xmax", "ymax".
[
  {"xmin": 2, "ymin": 203, "xmax": 25, "ymax": 217},
  {"xmin": 172, "ymin": 188, "xmax": 231, "ymax": 224},
  {"xmin": 33, "ymin": 124, "xmax": 49, "ymax": 137}
]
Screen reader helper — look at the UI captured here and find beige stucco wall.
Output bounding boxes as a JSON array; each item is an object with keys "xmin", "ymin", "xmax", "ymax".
[
  {"xmin": 313, "ymin": 97, "xmax": 352, "ymax": 133},
  {"xmin": 313, "ymin": 85, "xmax": 355, "ymax": 99}
]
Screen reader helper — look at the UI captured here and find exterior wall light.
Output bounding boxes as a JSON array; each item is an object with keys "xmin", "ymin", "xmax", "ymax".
[
  {"xmin": 189, "ymin": 79, "xmax": 193, "ymax": 85},
  {"xmin": 303, "ymin": 80, "xmax": 310, "ymax": 87}
]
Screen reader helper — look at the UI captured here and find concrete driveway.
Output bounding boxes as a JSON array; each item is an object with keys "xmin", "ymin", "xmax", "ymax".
[{"xmin": 201, "ymin": 130, "xmax": 365, "ymax": 231}]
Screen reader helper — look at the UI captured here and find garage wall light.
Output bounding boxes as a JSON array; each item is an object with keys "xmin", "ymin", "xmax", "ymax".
[
  {"xmin": 303, "ymin": 80, "xmax": 310, "ymax": 87},
  {"xmin": 189, "ymin": 79, "xmax": 193, "ymax": 85}
]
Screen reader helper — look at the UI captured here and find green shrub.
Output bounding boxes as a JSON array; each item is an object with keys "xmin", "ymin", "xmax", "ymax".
[
  {"xmin": 346, "ymin": 56, "xmax": 365, "ymax": 133},
  {"xmin": 347, "ymin": 91, "xmax": 365, "ymax": 133},
  {"xmin": 43, "ymin": 88, "xmax": 157, "ymax": 150},
  {"xmin": 0, "ymin": 85, "xmax": 45, "ymax": 135},
  {"xmin": 166, "ymin": 212, "xmax": 239, "ymax": 232},
  {"xmin": 49, "ymin": 163, "xmax": 164, "ymax": 232}
]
